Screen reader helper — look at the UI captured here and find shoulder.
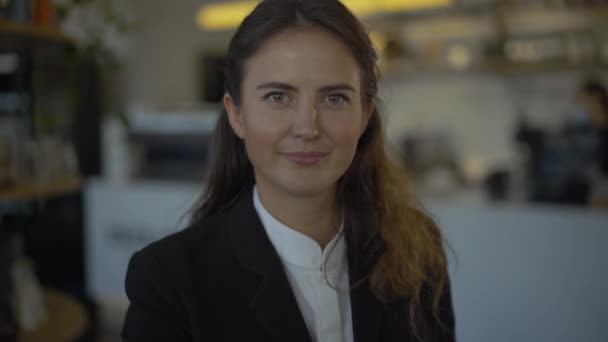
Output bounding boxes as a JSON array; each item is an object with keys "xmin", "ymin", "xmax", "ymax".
[
  {"xmin": 123, "ymin": 214, "xmax": 235, "ymax": 314},
  {"xmin": 127, "ymin": 187, "xmax": 258, "ymax": 285},
  {"xmin": 121, "ymin": 216, "xmax": 230, "ymax": 341},
  {"xmin": 122, "ymin": 198, "xmax": 256, "ymax": 340},
  {"xmin": 130, "ymin": 214, "xmax": 230, "ymax": 277}
]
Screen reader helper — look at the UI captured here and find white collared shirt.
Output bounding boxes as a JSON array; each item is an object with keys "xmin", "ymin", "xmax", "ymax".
[{"xmin": 253, "ymin": 187, "xmax": 354, "ymax": 342}]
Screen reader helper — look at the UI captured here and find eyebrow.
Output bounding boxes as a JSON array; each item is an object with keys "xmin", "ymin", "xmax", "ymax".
[
  {"xmin": 256, "ymin": 82, "xmax": 297, "ymax": 91},
  {"xmin": 256, "ymin": 82, "xmax": 356, "ymax": 93},
  {"xmin": 320, "ymin": 83, "xmax": 356, "ymax": 93}
]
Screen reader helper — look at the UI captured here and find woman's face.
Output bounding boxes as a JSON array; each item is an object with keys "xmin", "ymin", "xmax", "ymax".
[{"xmin": 225, "ymin": 27, "xmax": 371, "ymax": 198}]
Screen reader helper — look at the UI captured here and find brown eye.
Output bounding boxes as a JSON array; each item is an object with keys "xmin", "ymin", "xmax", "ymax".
[
  {"xmin": 325, "ymin": 94, "xmax": 350, "ymax": 106},
  {"xmin": 264, "ymin": 92, "xmax": 289, "ymax": 104}
]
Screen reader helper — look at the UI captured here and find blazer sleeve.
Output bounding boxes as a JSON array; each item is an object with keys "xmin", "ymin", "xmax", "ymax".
[{"xmin": 121, "ymin": 249, "xmax": 191, "ymax": 342}]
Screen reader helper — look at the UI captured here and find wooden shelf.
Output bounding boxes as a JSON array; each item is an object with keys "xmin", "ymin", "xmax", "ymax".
[
  {"xmin": 0, "ymin": 177, "xmax": 82, "ymax": 201},
  {"xmin": 482, "ymin": 58, "xmax": 608, "ymax": 75},
  {"xmin": 0, "ymin": 19, "xmax": 74, "ymax": 46}
]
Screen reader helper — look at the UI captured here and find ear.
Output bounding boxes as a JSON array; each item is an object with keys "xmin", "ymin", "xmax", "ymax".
[{"xmin": 224, "ymin": 94, "xmax": 245, "ymax": 139}]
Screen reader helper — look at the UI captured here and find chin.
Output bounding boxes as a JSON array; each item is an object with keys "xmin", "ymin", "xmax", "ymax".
[{"xmin": 279, "ymin": 178, "xmax": 336, "ymax": 198}]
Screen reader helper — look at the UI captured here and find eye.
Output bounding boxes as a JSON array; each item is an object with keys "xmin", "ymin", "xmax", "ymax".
[
  {"xmin": 263, "ymin": 92, "xmax": 290, "ymax": 104},
  {"xmin": 325, "ymin": 93, "xmax": 351, "ymax": 106}
]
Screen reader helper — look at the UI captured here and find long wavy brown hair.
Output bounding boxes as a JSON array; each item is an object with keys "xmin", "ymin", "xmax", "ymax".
[{"xmin": 191, "ymin": 0, "xmax": 451, "ymax": 340}]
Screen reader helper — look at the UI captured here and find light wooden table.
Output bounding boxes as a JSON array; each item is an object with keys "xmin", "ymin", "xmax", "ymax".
[
  {"xmin": 19, "ymin": 288, "xmax": 88, "ymax": 342},
  {"xmin": 590, "ymin": 196, "xmax": 608, "ymax": 208}
]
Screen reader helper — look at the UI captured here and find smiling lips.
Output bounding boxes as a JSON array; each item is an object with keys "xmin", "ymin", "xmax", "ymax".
[{"xmin": 283, "ymin": 152, "xmax": 328, "ymax": 165}]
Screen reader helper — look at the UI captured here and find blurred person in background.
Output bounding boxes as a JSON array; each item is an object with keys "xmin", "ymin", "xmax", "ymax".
[
  {"xmin": 570, "ymin": 78, "xmax": 608, "ymax": 206},
  {"xmin": 556, "ymin": 78, "xmax": 608, "ymax": 205},
  {"xmin": 121, "ymin": 1, "xmax": 455, "ymax": 342},
  {"xmin": 573, "ymin": 79, "xmax": 608, "ymax": 173},
  {"xmin": 518, "ymin": 78, "xmax": 608, "ymax": 206}
]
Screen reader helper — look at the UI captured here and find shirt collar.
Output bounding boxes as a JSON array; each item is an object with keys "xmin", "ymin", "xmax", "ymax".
[{"xmin": 253, "ymin": 185, "xmax": 345, "ymax": 271}]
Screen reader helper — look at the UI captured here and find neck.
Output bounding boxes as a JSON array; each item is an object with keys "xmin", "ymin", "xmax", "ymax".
[{"xmin": 255, "ymin": 182, "xmax": 338, "ymax": 249}]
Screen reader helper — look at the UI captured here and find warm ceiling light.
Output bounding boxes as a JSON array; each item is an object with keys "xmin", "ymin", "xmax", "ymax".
[
  {"xmin": 196, "ymin": 1, "xmax": 259, "ymax": 30},
  {"xmin": 342, "ymin": 0, "xmax": 378, "ymax": 17},
  {"xmin": 369, "ymin": 31, "xmax": 387, "ymax": 54},
  {"xmin": 378, "ymin": 0, "xmax": 451, "ymax": 12},
  {"xmin": 197, "ymin": 0, "xmax": 452, "ymax": 30}
]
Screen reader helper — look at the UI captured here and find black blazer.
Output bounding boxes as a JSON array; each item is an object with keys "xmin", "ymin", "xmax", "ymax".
[{"xmin": 122, "ymin": 187, "xmax": 456, "ymax": 342}]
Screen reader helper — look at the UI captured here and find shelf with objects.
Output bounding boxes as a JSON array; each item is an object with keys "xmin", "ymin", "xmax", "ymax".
[
  {"xmin": 0, "ymin": 176, "xmax": 81, "ymax": 201},
  {"xmin": 0, "ymin": 18, "xmax": 74, "ymax": 45},
  {"xmin": 0, "ymin": 1, "xmax": 96, "ymax": 340},
  {"xmin": 366, "ymin": 1, "xmax": 608, "ymax": 76}
]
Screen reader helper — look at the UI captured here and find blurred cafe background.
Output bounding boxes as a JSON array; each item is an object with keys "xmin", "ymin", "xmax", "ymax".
[{"xmin": 0, "ymin": 0, "xmax": 607, "ymax": 341}]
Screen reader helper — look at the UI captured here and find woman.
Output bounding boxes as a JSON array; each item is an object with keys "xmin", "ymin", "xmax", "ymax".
[{"xmin": 122, "ymin": 1, "xmax": 455, "ymax": 341}]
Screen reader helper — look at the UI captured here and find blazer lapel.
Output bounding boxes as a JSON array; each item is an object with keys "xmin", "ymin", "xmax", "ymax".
[
  {"xmin": 348, "ymin": 243, "xmax": 382, "ymax": 342},
  {"xmin": 226, "ymin": 187, "xmax": 312, "ymax": 342}
]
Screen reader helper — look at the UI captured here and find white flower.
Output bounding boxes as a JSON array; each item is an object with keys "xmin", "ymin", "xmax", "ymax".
[{"xmin": 57, "ymin": 0, "xmax": 134, "ymax": 64}]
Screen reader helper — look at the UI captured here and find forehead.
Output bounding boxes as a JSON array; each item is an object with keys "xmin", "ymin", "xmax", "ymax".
[{"xmin": 242, "ymin": 27, "xmax": 361, "ymax": 89}]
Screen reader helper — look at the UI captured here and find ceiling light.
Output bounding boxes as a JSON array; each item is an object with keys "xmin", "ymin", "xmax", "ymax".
[{"xmin": 197, "ymin": 0, "xmax": 453, "ymax": 31}]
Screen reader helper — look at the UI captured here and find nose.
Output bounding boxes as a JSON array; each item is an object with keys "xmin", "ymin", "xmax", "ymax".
[{"xmin": 292, "ymin": 102, "xmax": 319, "ymax": 140}]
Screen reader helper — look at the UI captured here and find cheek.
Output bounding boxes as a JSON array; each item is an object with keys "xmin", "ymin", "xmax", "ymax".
[
  {"xmin": 323, "ymin": 113, "xmax": 365, "ymax": 148},
  {"xmin": 241, "ymin": 107, "xmax": 289, "ymax": 156}
]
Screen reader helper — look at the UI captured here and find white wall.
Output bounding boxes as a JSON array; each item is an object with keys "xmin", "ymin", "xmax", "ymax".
[
  {"xmin": 125, "ymin": 0, "xmax": 232, "ymax": 108},
  {"xmin": 380, "ymin": 73, "xmax": 517, "ymax": 170},
  {"xmin": 380, "ymin": 71, "xmax": 608, "ymax": 174}
]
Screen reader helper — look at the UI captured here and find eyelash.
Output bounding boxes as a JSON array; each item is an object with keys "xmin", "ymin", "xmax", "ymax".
[
  {"xmin": 326, "ymin": 93, "xmax": 351, "ymax": 104},
  {"xmin": 262, "ymin": 92, "xmax": 289, "ymax": 103},
  {"xmin": 261, "ymin": 92, "xmax": 352, "ymax": 105}
]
